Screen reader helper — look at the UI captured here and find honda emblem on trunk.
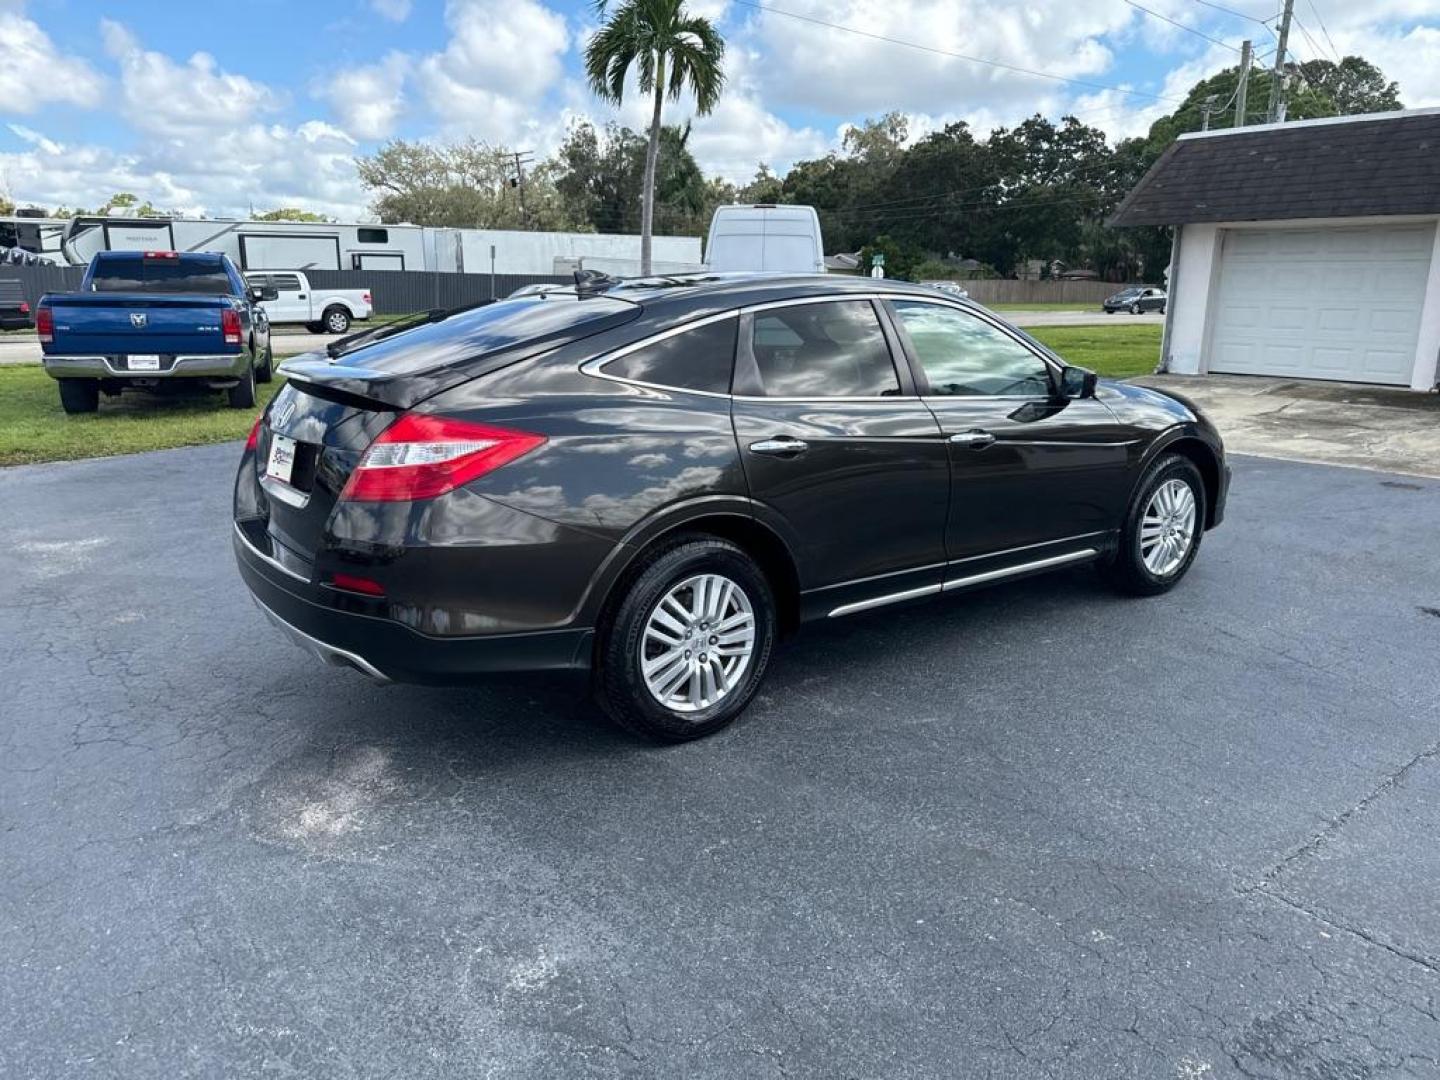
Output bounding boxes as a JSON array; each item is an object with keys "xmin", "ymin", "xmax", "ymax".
[{"xmin": 130, "ymin": 313, "xmax": 147, "ymax": 328}]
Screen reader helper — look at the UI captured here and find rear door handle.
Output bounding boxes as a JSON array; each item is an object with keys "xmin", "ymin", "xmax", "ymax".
[
  {"xmin": 749, "ymin": 437, "xmax": 809, "ymax": 457},
  {"xmin": 949, "ymin": 429, "xmax": 996, "ymax": 450}
]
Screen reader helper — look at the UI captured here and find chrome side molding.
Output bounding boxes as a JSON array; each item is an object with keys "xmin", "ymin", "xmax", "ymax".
[{"xmin": 827, "ymin": 548, "xmax": 1100, "ymax": 618}]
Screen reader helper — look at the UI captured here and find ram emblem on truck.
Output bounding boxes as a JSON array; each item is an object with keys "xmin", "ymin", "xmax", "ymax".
[{"xmin": 130, "ymin": 313, "xmax": 146, "ymax": 328}]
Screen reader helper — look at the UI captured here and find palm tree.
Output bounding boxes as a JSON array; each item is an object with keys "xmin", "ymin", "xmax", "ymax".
[{"xmin": 585, "ymin": 0, "xmax": 725, "ymax": 275}]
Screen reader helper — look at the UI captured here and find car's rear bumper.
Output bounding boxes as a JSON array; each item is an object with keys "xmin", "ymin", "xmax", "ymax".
[
  {"xmin": 233, "ymin": 522, "xmax": 595, "ymax": 684},
  {"xmin": 42, "ymin": 353, "xmax": 248, "ymax": 380}
]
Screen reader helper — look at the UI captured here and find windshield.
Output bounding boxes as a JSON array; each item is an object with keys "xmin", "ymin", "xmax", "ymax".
[{"xmin": 89, "ymin": 257, "xmax": 234, "ymax": 296}]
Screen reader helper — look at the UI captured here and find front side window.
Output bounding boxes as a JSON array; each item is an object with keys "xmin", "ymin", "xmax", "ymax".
[
  {"xmin": 892, "ymin": 301, "xmax": 1052, "ymax": 397},
  {"xmin": 750, "ymin": 300, "xmax": 900, "ymax": 397},
  {"xmin": 602, "ymin": 316, "xmax": 737, "ymax": 394}
]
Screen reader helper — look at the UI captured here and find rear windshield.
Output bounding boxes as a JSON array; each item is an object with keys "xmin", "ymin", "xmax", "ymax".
[
  {"xmin": 89, "ymin": 258, "xmax": 235, "ymax": 296},
  {"xmin": 331, "ymin": 294, "xmax": 639, "ymax": 377}
]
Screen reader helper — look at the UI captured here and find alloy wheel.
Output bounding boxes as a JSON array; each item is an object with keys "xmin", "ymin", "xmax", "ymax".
[
  {"xmin": 1140, "ymin": 478, "xmax": 1197, "ymax": 576},
  {"xmin": 640, "ymin": 573, "xmax": 755, "ymax": 713}
]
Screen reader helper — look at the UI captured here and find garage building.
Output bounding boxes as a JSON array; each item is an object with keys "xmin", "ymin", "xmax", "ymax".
[{"xmin": 1109, "ymin": 109, "xmax": 1440, "ymax": 390}]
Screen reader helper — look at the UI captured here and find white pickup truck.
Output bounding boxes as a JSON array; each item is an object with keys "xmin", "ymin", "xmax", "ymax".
[{"xmin": 244, "ymin": 271, "xmax": 372, "ymax": 334}]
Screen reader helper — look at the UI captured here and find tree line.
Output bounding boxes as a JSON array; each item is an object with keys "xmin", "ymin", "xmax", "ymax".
[{"xmin": 353, "ymin": 54, "xmax": 1399, "ymax": 282}]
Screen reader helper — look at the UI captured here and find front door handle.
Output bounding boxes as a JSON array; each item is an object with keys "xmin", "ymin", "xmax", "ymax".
[
  {"xmin": 749, "ymin": 437, "xmax": 809, "ymax": 457},
  {"xmin": 949, "ymin": 429, "xmax": 996, "ymax": 450}
]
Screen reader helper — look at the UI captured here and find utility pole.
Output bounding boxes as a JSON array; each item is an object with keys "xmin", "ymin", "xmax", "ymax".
[
  {"xmin": 511, "ymin": 150, "xmax": 534, "ymax": 227},
  {"xmin": 1268, "ymin": 0, "xmax": 1295, "ymax": 123},
  {"xmin": 1200, "ymin": 95, "xmax": 1218, "ymax": 131},
  {"xmin": 1235, "ymin": 39, "xmax": 1252, "ymax": 127}
]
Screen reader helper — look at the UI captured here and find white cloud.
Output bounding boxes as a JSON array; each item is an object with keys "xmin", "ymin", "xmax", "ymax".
[
  {"xmin": 0, "ymin": 7, "xmax": 106, "ymax": 113},
  {"xmin": 101, "ymin": 19, "xmax": 279, "ymax": 136},
  {"xmin": 1, "ymin": 120, "xmax": 369, "ymax": 220},
  {"xmin": 7, "ymin": 124, "xmax": 63, "ymax": 156},
  {"xmin": 418, "ymin": 0, "xmax": 571, "ymax": 143},
  {"xmin": 321, "ymin": 51, "xmax": 410, "ymax": 140},
  {"xmin": 370, "ymin": 0, "xmax": 412, "ymax": 21}
]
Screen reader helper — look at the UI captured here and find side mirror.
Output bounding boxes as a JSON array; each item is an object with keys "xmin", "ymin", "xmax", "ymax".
[
  {"xmin": 248, "ymin": 286, "xmax": 266, "ymax": 303},
  {"xmin": 1058, "ymin": 365, "xmax": 1098, "ymax": 400}
]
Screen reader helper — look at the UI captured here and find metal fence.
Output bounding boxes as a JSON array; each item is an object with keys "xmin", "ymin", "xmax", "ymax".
[
  {"xmin": 0, "ymin": 265, "xmax": 85, "ymax": 308},
  {"xmin": 1, "ymin": 264, "xmax": 1126, "ymax": 314},
  {"xmin": 301, "ymin": 270, "xmax": 572, "ymax": 313},
  {"xmin": 0, "ymin": 265, "xmax": 571, "ymax": 315},
  {"xmin": 956, "ymin": 279, "xmax": 1122, "ymax": 305}
]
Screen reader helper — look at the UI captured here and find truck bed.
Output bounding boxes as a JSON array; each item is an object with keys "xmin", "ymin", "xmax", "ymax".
[{"xmin": 43, "ymin": 292, "xmax": 239, "ymax": 357}]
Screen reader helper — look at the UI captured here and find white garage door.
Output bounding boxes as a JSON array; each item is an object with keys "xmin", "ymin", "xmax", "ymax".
[{"xmin": 1208, "ymin": 224, "xmax": 1434, "ymax": 386}]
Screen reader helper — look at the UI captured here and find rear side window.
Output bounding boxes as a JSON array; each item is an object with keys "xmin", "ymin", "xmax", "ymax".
[
  {"xmin": 750, "ymin": 300, "xmax": 899, "ymax": 397},
  {"xmin": 90, "ymin": 258, "xmax": 234, "ymax": 296},
  {"xmin": 602, "ymin": 317, "xmax": 737, "ymax": 394},
  {"xmin": 271, "ymin": 274, "xmax": 302, "ymax": 291}
]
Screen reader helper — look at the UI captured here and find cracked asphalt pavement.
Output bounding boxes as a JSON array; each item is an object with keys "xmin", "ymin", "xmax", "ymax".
[{"xmin": 2, "ymin": 445, "xmax": 1439, "ymax": 1078}]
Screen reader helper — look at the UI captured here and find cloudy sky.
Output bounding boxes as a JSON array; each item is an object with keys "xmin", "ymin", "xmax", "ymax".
[{"xmin": 3, "ymin": 0, "xmax": 1438, "ymax": 220}]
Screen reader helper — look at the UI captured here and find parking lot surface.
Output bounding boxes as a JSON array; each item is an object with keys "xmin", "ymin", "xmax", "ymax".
[{"xmin": 3, "ymin": 446, "xmax": 1439, "ymax": 1078}]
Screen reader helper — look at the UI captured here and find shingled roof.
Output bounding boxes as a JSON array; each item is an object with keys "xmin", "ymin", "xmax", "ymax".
[{"xmin": 1108, "ymin": 109, "xmax": 1440, "ymax": 228}]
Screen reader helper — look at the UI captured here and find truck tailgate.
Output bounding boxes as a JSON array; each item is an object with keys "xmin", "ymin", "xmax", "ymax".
[{"xmin": 46, "ymin": 293, "xmax": 233, "ymax": 355}]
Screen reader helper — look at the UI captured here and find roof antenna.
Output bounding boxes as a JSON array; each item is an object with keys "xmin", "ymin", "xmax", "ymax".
[{"xmin": 573, "ymin": 268, "xmax": 617, "ymax": 297}]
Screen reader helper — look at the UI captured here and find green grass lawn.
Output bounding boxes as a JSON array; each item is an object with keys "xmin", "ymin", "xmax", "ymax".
[
  {"xmin": 1027, "ymin": 324, "xmax": 1161, "ymax": 380},
  {"xmin": 0, "ymin": 364, "xmax": 286, "ymax": 467}
]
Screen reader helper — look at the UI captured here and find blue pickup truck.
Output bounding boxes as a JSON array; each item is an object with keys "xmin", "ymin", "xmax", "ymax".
[{"xmin": 38, "ymin": 250, "xmax": 273, "ymax": 414}]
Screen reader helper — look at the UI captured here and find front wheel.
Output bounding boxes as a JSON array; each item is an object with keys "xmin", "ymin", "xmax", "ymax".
[
  {"xmin": 322, "ymin": 307, "xmax": 351, "ymax": 334},
  {"xmin": 1101, "ymin": 453, "xmax": 1206, "ymax": 596},
  {"xmin": 594, "ymin": 537, "xmax": 776, "ymax": 741},
  {"xmin": 58, "ymin": 377, "xmax": 99, "ymax": 414},
  {"xmin": 1129, "ymin": 303, "xmax": 1141, "ymax": 315}
]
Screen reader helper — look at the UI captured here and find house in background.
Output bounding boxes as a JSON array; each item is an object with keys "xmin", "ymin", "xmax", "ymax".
[{"xmin": 1109, "ymin": 109, "xmax": 1440, "ymax": 390}]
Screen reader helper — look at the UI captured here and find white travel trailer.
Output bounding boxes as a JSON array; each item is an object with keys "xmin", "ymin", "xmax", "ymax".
[
  {"xmin": 0, "ymin": 213, "xmax": 68, "ymax": 263},
  {"xmin": 60, "ymin": 217, "xmax": 430, "ymax": 272},
  {"xmin": 704, "ymin": 204, "xmax": 827, "ymax": 274},
  {"xmin": 52, "ymin": 215, "xmax": 705, "ymax": 277}
]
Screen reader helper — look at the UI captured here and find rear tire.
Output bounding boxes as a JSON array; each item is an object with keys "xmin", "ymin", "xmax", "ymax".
[
  {"xmin": 255, "ymin": 342, "xmax": 274, "ymax": 384},
  {"xmin": 227, "ymin": 361, "xmax": 256, "ymax": 409},
  {"xmin": 58, "ymin": 378, "xmax": 99, "ymax": 414},
  {"xmin": 1101, "ymin": 453, "xmax": 1206, "ymax": 596},
  {"xmin": 322, "ymin": 307, "xmax": 350, "ymax": 334},
  {"xmin": 594, "ymin": 536, "xmax": 776, "ymax": 742}
]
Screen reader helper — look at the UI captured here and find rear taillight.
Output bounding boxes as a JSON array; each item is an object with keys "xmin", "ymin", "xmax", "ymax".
[
  {"xmin": 19, "ymin": 301, "xmax": 30, "ymax": 314},
  {"xmin": 339, "ymin": 413, "xmax": 545, "ymax": 503},
  {"xmin": 362, "ymin": 291, "xmax": 371, "ymax": 306},
  {"xmin": 221, "ymin": 307, "xmax": 242, "ymax": 345},
  {"xmin": 36, "ymin": 305, "xmax": 53, "ymax": 344},
  {"xmin": 244, "ymin": 415, "xmax": 263, "ymax": 451}
]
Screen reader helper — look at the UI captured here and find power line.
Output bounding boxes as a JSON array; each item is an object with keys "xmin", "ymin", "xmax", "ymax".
[
  {"xmin": 1122, "ymin": 0, "xmax": 1243, "ymax": 53},
  {"xmin": 1182, "ymin": 0, "xmax": 1270, "ymax": 24},
  {"xmin": 730, "ymin": 0, "xmax": 1185, "ymax": 103},
  {"xmin": 1305, "ymin": 0, "xmax": 1342, "ymax": 61}
]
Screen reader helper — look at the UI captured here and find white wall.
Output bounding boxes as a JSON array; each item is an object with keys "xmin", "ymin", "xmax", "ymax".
[
  {"xmin": 457, "ymin": 229, "xmax": 703, "ymax": 276},
  {"xmin": 1164, "ymin": 223, "xmax": 1220, "ymax": 376},
  {"xmin": 1165, "ymin": 216, "xmax": 1440, "ymax": 389}
]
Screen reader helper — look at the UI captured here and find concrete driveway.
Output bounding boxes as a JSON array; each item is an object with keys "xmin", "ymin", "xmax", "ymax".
[
  {"xmin": 1140, "ymin": 373, "xmax": 1440, "ymax": 479},
  {"xmin": 3, "ymin": 446, "xmax": 1440, "ymax": 1077}
]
